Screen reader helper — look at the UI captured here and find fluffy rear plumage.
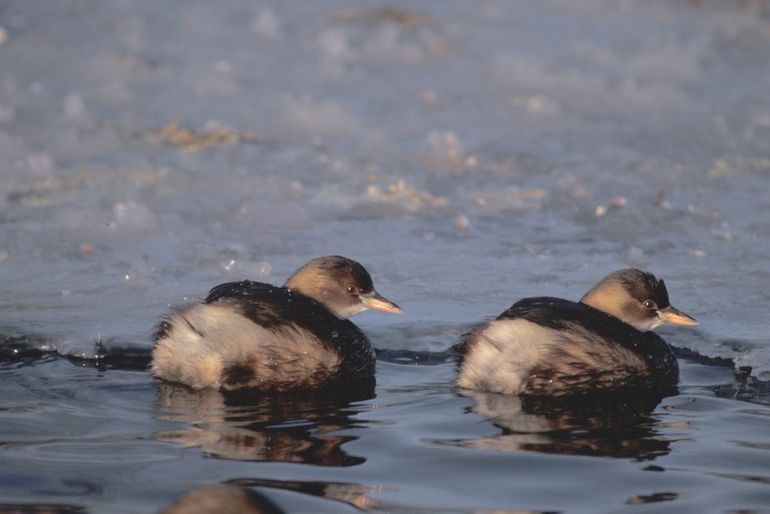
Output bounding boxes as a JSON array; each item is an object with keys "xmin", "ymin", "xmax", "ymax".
[
  {"xmin": 457, "ymin": 274, "xmax": 686, "ymax": 397},
  {"xmin": 151, "ymin": 255, "xmax": 397, "ymax": 392}
]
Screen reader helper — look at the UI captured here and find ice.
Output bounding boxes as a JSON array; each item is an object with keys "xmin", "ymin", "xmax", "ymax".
[
  {"xmin": 453, "ymin": 214, "xmax": 472, "ymax": 233},
  {"xmin": 0, "ymin": 104, "xmax": 14, "ymax": 124},
  {"xmin": 112, "ymin": 201, "xmax": 157, "ymax": 234},
  {"xmin": 0, "ymin": 0, "xmax": 768, "ymax": 377},
  {"xmin": 62, "ymin": 92, "xmax": 92, "ymax": 126},
  {"xmin": 252, "ymin": 8, "xmax": 281, "ymax": 40},
  {"xmin": 281, "ymin": 96, "xmax": 364, "ymax": 138},
  {"xmin": 426, "ymin": 131, "xmax": 463, "ymax": 162}
]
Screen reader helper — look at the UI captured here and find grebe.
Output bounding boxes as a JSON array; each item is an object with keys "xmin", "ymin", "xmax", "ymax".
[
  {"xmin": 152, "ymin": 256, "xmax": 401, "ymax": 391},
  {"xmin": 456, "ymin": 269, "xmax": 697, "ymax": 396}
]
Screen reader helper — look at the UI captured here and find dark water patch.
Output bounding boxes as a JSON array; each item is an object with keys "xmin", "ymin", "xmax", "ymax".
[
  {"xmin": 375, "ymin": 346, "xmax": 457, "ymax": 365},
  {"xmin": 64, "ymin": 340, "xmax": 152, "ymax": 371},
  {"xmin": 0, "ymin": 332, "xmax": 56, "ymax": 364},
  {"xmin": 0, "ymin": 353, "xmax": 59, "ymax": 371},
  {"xmin": 0, "ymin": 334, "xmax": 151, "ymax": 371},
  {"xmin": 625, "ymin": 491, "xmax": 683, "ymax": 505},
  {"xmin": 712, "ymin": 374, "xmax": 770, "ymax": 406},
  {"xmin": 708, "ymin": 472, "xmax": 770, "ymax": 486},
  {"xmin": 673, "ymin": 345, "xmax": 736, "ymax": 369},
  {"xmin": 37, "ymin": 479, "xmax": 102, "ymax": 498},
  {"xmin": 0, "ymin": 504, "xmax": 87, "ymax": 514}
]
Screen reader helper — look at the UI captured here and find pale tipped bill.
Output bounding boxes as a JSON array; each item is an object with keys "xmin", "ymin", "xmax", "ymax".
[
  {"xmin": 658, "ymin": 305, "xmax": 698, "ymax": 326},
  {"xmin": 360, "ymin": 291, "xmax": 403, "ymax": 314}
]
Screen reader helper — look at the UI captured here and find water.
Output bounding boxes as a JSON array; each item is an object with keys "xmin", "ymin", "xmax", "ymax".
[{"xmin": 1, "ymin": 0, "xmax": 770, "ymax": 512}]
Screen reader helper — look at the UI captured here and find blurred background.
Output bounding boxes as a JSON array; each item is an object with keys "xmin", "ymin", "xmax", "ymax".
[{"xmin": 0, "ymin": 0, "xmax": 769, "ymax": 369}]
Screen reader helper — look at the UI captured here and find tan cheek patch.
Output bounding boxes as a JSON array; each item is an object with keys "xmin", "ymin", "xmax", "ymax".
[{"xmin": 581, "ymin": 282, "xmax": 629, "ymax": 320}]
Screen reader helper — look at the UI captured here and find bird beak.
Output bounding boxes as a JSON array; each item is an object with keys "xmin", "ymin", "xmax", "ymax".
[
  {"xmin": 360, "ymin": 291, "xmax": 403, "ymax": 314},
  {"xmin": 657, "ymin": 306, "xmax": 698, "ymax": 326}
]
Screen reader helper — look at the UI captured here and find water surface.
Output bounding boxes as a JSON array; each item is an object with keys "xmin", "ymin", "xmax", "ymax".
[{"xmin": 1, "ymin": 0, "xmax": 769, "ymax": 512}]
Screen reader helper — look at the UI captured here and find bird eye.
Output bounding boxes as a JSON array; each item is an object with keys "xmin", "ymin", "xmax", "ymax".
[
  {"xmin": 347, "ymin": 285, "xmax": 357, "ymax": 294},
  {"xmin": 643, "ymin": 300, "xmax": 657, "ymax": 310}
]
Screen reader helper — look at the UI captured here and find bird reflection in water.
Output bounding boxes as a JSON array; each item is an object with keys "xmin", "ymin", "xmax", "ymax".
[
  {"xmin": 161, "ymin": 477, "xmax": 560, "ymax": 514},
  {"xmin": 228, "ymin": 478, "xmax": 393, "ymax": 510},
  {"xmin": 153, "ymin": 381, "xmax": 374, "ymax": 466},
  {"xmin": 161, "ymin": 484, "xmax": 284, "ymax": 514},
  {"xmin": 451, "ymin": 390, "xmax": 677, "ymax": 459},
  {"xmin": 160, "ymin": 480, "xmax": 391, "ymax": 513}
]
